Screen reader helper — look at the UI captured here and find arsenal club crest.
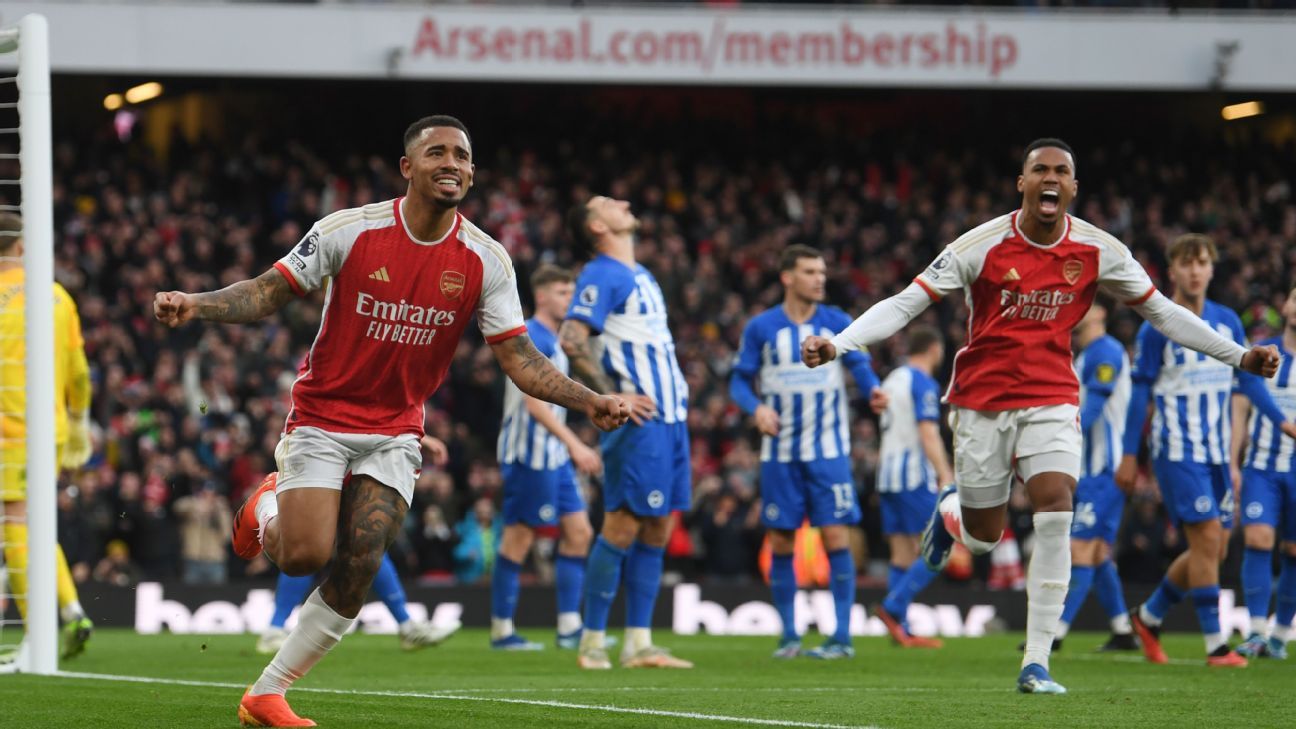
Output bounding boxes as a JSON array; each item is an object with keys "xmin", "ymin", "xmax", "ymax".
[
  {"xmin": 1062, "ymin": 260, "xmax": 1083, "ymax": 286},
  {"xmin": 440, "ymin": 271, "xmax": 466, "ymax": 299}
]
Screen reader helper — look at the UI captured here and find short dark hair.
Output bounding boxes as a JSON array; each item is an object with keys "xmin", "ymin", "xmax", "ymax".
[
  {"xmin": 1167, "ymin": 233, "xmax": 1218, "ymax": 265},
  {"xmin": 0, "ymin": 212, "xmax": 20, "ymax": 254},
  {"xmin": 566, "ymin": 199, "xmax": 596, "ymax": 261},
  {"xmin": 907, "ymin": 325, "xmax": 942, "ymax": 356},
  {"xmin": 779, "ymin": 245, "xmax": 823, "ymax": 273},
  {"xmin": 531, "ymin": 264, "xmax": 574, "ymax": 290},
  {"xmin": 1023, "ymin": 138, "xmax": 1076, "ymax": 171},
  {"xmin": 403, "ymin": 115, "xmax": 471, "ymax": 153}
]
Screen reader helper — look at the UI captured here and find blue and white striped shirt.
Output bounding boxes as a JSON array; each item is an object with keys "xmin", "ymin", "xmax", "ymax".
[
  {"xmin": 566, "ymin": 255, "xmax": 688, "ymax": 424},
  {"xmin": 1077, "ymin": 335, "xmax": 1131, "ymax": 478},
  {"xmin": 497, "ymin": 318, "xmax": 571, "ymax": 470},
  {"xmin": 1245, "ymin": 336, "xmax": 1296, "ymax": 473},
  {"xmin": 1128, "ymin": 300, "xmax": 1243, "ymax": 465},
  {"xmin": 730, "ymin": 305, "xmax": 879, "ymax": 463},
  {"xmin": 877, "ymin": 365, "xmax": 941, "ymax": 493}
]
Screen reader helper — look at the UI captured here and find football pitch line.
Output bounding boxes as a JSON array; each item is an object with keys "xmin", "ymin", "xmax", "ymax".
[{"xmin": 54, "ymin": 671, "xmax": 884, "ymax": 728}]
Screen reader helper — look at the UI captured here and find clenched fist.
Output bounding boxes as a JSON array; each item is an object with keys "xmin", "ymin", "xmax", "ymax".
[
  {"xmin": 801, "ymin": 334, "xmax": 837, "ymax": 369},
  {"xmin": 154, "ymin": 291, "xmax": 197, "ymax": 328},
  {"xmin": 1240, "ymin": 345, "xmax": 1281, "ymax": 378},
  {"xmin": 587, "ymin": 394, "xmax": 632, "ymax": 431}
]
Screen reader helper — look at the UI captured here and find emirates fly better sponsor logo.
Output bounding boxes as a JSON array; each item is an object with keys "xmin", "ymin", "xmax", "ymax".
[
  {"xmin": 356, "ymin": 291, "xmax": 457, "ymax": 346},
  {"xmin": 998, "ymin": 289, "xmax": 1076, "ymax": 322}
]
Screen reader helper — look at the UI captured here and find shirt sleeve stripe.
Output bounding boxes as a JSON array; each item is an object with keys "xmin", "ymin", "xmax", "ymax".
[
  {"xmin": 1124, "ymin": 286, "xmax": 1156, "ymax": 307},
  {"xmin": 913, "ymin": 277, "xmax": 941, "ymax": 302},
  {"xmin": 273, "ymin": 261, "xmax": 307, "ymax": 297},
  {"xmin": 484, "ymin": 325, "xmax": 527, "ymax": 344}
]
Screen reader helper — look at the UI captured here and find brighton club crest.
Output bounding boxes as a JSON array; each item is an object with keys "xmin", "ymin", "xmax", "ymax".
[
  {"xmin": 1062, "ymin": 260, "xmax": 1083, "ymax": 285},
  {"xmin": 440, "ymin": 270, "xmax": 466, "ymax": 299}
]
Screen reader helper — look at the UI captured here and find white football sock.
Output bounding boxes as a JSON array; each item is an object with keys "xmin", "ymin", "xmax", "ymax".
[
  {"xmin": 61, "ymin": 600, "xmax": 86, "ymax": 623},
  {"xmin": 491, "ymin": 618, "xmax": 514, "ymax": 641},
  {"xmin": 1022, "ymin": 512, "xmax": 1072, "ymax": 671},
  {"xmin": 939, "ymin": 491, "xmax": 1001, "ymax": 555},
  {"xmin": 1275, "ymin": 624, "xmax": 1292, "ymax": 643},
  {"xmin": 1138, "ymin": 603, "xmax": 1163, "ymax": 627},
  {"xmin": 255, "ymin": 490, "xmax": 279, "ymax": 545},
  {"xmin": 1204, "ymin": 632, "xmax": 1227, "ymax": 653},
  {"xmin": 625, "ymin": 627, "xmax": 652, "ymax": 653},
  {"xmin": 1055, "ymin": 621, "xmax": 1070, "ymax": 639},
  {"xmin": 250, "ymin": 588, "xmax": 354, "ymax": 697},
  {"xmin": 579, "ymin": 629, "xmax": 606, "ymax": 651},
  {"xmin": 1111, "ymin": 613, "xmax": 1132, "ymax": 635},
  {"xmin": 557, "ymin": 612, "xmax": 583, "ymax": 636},
  {"xmin": 1250, "ymin": 616, "xmax": 1269, "ymax": 638}
]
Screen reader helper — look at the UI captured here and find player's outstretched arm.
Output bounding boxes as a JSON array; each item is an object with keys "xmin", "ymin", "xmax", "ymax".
[
  {"xmin": 154, "ymin": 268, "xmax": 296, "ymax": 327},
  {"xmin": 1132, "ymin": 292, "xmax": 1277, "ymax": 376},
  {"xmin": 803, "ymin": 283, "xmax": 934, "ymax": 368},
  {"xmin": 492, "ymin": 334, "xmax": 630, "ymax": 432}
]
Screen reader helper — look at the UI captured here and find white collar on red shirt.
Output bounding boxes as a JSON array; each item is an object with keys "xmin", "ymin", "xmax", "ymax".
[
  {"xmin": 398, "ymin": 198, "xmax": 461, "ymax": 247},
  {"xmin": 1011, "ymin": 210, "xmax": 1071, "ymax": 249}
]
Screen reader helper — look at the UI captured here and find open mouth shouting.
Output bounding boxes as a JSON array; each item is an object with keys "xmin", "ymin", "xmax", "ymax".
[{"xmin": 1039, "ymin": 189, "xmax": 1060, "ymax": 216}]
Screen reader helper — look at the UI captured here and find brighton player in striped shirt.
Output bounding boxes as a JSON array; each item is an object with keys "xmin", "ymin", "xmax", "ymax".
[
  {"xmin": 1232, "ymin": 283, "xmax": 1296, "ymax": 659},
  {"xmin": 155, "ymin": 116, "xmax": 630, "ymax": 727},
  {"xmin": 1051, "ymin": 299, "xmax": 1139, "ymax": 652},
  {"xmin": 1119, "ymin": 234, "xmax": 1293, "ymax": 667},
  {"xmin": 562, "ymin": 195, "xmax": 693, "ymax": 670},
  {"xmin": 491, "ymin": 264, "xmax": 602, "ymax": 651},
  {"xmin": 729, "ymin": 245, "xmax": 887, "ymax": 659},
  {"xmin": 803, "ymin": 139, "xmax": 1280, "ymax": 694},
  {"xmin": 871, "ymin": 326, "xmax": 953, "ymax": 650}
]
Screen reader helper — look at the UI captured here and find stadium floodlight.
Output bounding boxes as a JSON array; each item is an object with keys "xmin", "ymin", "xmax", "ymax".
[
  {"xmin": 0, "ymin": 13, "xmax": 55, "ymax": 677},
  {"xmin": 1221, "ymin": 101, "xmax": 1264, "ymax": 121}
]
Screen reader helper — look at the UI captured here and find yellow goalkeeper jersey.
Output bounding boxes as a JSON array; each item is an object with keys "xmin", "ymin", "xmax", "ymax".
[{"xmin": 0, "ymin": 266, "xmax": 90, "ymax": 448}]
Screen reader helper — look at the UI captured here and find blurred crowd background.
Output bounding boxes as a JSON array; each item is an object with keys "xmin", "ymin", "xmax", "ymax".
[{"xmin": 23, "ymin": 81, "xmax": 1296, "ymax": 592}]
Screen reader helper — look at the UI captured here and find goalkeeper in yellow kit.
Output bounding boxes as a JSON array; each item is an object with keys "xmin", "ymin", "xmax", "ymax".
[{"xmin": 0, "ymin": 212, "xmax": 94, "ymax": 659}]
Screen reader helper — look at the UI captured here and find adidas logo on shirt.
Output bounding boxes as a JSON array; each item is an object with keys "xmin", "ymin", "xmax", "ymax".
[
  {"xmin": 369, "ymin": 267, "xmax": 391, "ymax": 282},
  {"xmin": 1002, "ymin": 268, "xmax": 1021, "ymax": 282}
]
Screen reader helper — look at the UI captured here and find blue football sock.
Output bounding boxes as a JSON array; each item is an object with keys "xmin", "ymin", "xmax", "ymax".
[
  {"xmin": 1276, "ymin": 555, "xmax": 1296, "ymax": 628},
  {"xmin": 1060, "ymin": 565, "xmax": 1096, "ymax": 627},
  {"xmin": 624, "ymin": 542, "xmax": 665, "ymax": 629},
  {"xmin": 1144, "ymin": 576, "xmax": 1186, "ymax": 622},
  {"xmin": 583, "ymin": 537, "xmax": 627, "ymax": 632},
  {"xmin": 491, "ymin": 555, "xmax": 523, "ymax": 622},
  {"xmin": 372, "ymin": 553, "xmax": 410, "ymax": 624},
  {"xmin": 271, "ymin": 572, "xmax": 313, "ymax": 629},
  {"xmin": 1189, "ymin": 585, "xmax": 1222, "ymax": 636},
  {"xmin": 888, "ymin": 564, "xmax": 906, "ymax": 593},
  {"xmin": 555, "ymin": 554, "xmax": 586, "ymax": 618},
  {"xmin": 882, "ymin": 560, "xmax": 937, "ymax": 619},
  {"xmin": 1242, "ymin": 547, "xmax": 1274, "ymax": 621},
  {"xmin": 827, "ymin": 548, "xmax": 855, "ymax": 644},
  {"xmin": 770, "ymin": 553, "xmax": 798, "ymax": 641},
  {"xmin": 1093, "ymin": 560, "xmax": 1129, "ymax": 621}
]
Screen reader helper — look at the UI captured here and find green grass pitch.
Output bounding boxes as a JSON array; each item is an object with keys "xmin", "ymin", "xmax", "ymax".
[{"xmin": 0, "ymin": 629, "xmax": 1289, "ymax": 728}]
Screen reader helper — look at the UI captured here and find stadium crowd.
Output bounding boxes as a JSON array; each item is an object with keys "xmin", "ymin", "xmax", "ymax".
[{"xmin": 31, "ymin": 92, "xmax": 1296, "ymax": 591}]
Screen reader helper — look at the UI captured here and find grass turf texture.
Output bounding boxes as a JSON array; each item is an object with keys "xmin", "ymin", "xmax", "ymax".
[{"xmin": 0, "ymin": 629, "xmax": 1289, "ymax": 728}]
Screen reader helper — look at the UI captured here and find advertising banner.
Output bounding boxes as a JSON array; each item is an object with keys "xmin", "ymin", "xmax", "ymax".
[{"xmin": 2, "ymin": 2, "xmax": 1294, "ymax": 90}]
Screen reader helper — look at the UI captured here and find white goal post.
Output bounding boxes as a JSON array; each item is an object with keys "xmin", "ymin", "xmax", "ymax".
[{"xmin": 0, "ymin": 13, "xmax": 56, "ymax": 676}]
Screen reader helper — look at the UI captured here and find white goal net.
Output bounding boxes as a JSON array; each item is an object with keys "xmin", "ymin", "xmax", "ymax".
[{"xmin": 0, "ymin": 13, "xmax": 56, "ymax": 676}]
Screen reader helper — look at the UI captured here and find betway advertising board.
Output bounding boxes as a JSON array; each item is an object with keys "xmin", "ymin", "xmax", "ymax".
[
  {"xmin": 3, "ymin": 2, "xmax": 1295, "ymax": 90},
  {"xmin": 48, "ymin": 582, "xmax": 1242, "ymax": 637}
]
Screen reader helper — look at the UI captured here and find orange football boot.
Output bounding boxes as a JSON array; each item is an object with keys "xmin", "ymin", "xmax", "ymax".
[
  {"xmin": 238, "ymin": 688, "xmax": 315, "ymax": 727},
  {"xmin": 233, "ymin": 473, "xmax": 277, "ymax": 560}
]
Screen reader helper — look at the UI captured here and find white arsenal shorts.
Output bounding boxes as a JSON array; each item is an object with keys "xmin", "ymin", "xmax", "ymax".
[
  {"xmin": 273, "ymin": 426, "xmax": 422, "ymax": 505},
  {"xmin": 949, "ymin": 404, "xmax": 1082, "ymax": 509}
]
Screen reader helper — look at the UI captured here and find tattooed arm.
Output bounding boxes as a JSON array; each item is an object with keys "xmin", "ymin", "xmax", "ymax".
[
  {"xmin": 491, "ymin": 333, "xmax": 630, "ymax": 432},
  {"xmin": 154, "ymin": 268, "xmax": 296, "ymax": 327},
  {"xmin": 558, "ymin": 319, "xmax": 614, "ymax": 394}
]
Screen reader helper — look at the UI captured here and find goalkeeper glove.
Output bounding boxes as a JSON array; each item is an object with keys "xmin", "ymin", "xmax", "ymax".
[{"xmin": 61, "ymin": 410, "xmax": 92, "ymax": 470}]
